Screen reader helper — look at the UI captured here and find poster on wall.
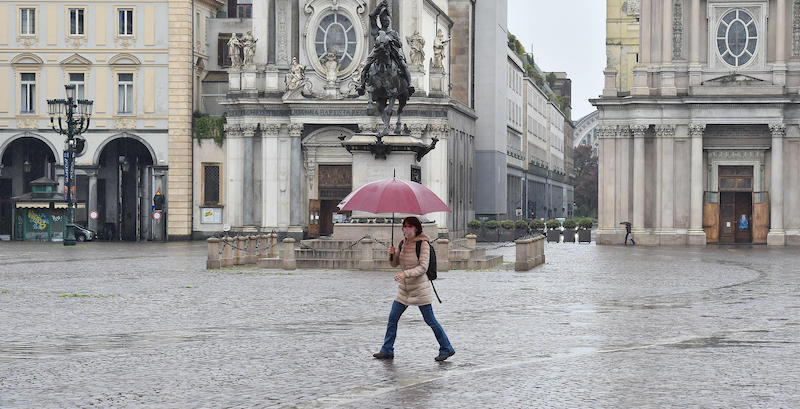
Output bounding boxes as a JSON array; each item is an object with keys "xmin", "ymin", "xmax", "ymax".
[
  {"xmin": 63, "ymin": 152, "xmax": 76, "ymax": 201},
  {"xmin": 201, "ymin": 207, "xmax": 222, "ymax": 224}
]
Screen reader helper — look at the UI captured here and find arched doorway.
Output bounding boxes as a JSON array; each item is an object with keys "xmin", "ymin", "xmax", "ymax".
[
  {"xmin": 96, "ymin": 136, "xmax": 155, "ymax": 241},
  {"xmin": 302, "ymin": 127, "xmax": 354, "ymax": 238},
  {"xmin": 0, "ymin": 136, "xmax": 58, "ymax": 239}
]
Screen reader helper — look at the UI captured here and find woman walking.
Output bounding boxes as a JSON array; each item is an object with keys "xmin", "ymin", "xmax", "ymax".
[{"xmin": 373, "ymin": 217, "xmax": 456, "ymax": 362}]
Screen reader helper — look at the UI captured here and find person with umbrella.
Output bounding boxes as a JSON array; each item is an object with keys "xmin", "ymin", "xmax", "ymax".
[
  {"xmin": 338, "ymin": 176, "xmax": 455, "ymax": 362},
  {"xmin": 621, "ymin": 221, "xmax": 635, "ymax": 245}
]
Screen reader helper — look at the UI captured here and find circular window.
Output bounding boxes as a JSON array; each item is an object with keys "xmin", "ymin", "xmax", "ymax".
[
  {"xmin": 716, "ymin": 9, "xmax": 758, "ymax": 67},
  {"xmin": 314, "ymin": 12, "xmax": 358, "ymax": 71}
]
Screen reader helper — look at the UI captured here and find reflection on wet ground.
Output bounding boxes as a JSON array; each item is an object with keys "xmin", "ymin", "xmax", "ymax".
[{"xmin": 0, "ymin": 241, "xmax": 799, "ymax": 408}]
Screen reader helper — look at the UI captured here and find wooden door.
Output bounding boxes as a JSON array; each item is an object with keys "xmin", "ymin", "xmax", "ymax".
[
  {"xmin": 752, "ymin": 192, "xmax": 769, "ymax": 244},
  {"xmin": 703, "ymin": 192, "xmax": 719, "ymax": 244},
  {"xmin": 308, "ymin": 199, "xmax": 320, "ymax": 238},
  {"xmin": 719, "ymin": 192, "xmax": 735, "ymax": 243},
  {"xmin": 733, "ymin": 192, "xmax": 752, "ymax": 243}
]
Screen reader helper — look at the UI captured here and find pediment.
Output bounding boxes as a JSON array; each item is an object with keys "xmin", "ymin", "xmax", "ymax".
[
  {"xmin": 109, "ymin": 53, "xmax": 141, "ymax": 65},
  {"xmin": 703, "ymin": 73, "xmax": 767, "ymax": 86},
  {"xmin": 60, "ymin": 53, "xmax": 93, "ymax": 66},
  {"xmin": 11, "ymin": 53, "xmax": 44, "ymax": 65}
]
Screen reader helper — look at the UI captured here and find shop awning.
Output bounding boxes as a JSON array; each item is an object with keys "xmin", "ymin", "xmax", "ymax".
[{"xmin": 16, "ymin": 202, "xmax": 50, "ymax": 209}]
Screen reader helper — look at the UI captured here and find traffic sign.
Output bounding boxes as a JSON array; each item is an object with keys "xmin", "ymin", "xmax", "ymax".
[
  {"xmin": 89, "ymin": 211, "xmax": 98, "ymax": 220},
  {"xmin": 152, "ymin": 211, "xmax": 162, "ymax": 221}
]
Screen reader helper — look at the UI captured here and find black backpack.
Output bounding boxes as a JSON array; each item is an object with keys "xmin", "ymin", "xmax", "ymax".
[{"xmin": 398, "ymin": 240, "xmax": 441, "ymax": 303}]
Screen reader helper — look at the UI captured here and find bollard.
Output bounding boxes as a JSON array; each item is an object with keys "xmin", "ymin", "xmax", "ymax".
[
  {"xmin": 233, "ymin": 236, "xmax": 245, "ymax": 265},
  {"xmin": 358, "ymin": 238, "xmax": 374, "ymax": 270},
  {"xmin": 281, "ymin": 238, "xmax": 297, "ymax": 270},
  {"xmin": 206, "ymin": 238, "xmax": 221, "ymax": 269},
  {"xmin": 257, "ymin": 234, "xmax": 268, "ymax": 259},
  {"xmin": 515, "ymin": 237, "xmax": 533, "ymax": 271},
  {"xmin": 221, "ymin": 237, "xmax": 234, "ymax": 267},
  {"xmin": 465, "ymin": 234, "xmax": 477, "ymax": 249},
  {"xmin": 246, "ymin": 235, "xmax": 258, "ymax": 265},
  {"xmin": 433, "ymin": 239, "xmax": 450, "ymax": 271},
  {"xmin": 268, "ymin": 233, "xmax": 278, "ymax": 258},
  {"xmin": 534, "ymin": 235, "xmax": 545, "ymax": 266}
]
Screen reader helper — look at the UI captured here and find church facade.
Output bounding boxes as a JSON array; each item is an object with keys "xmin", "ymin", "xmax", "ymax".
[
  {"xmin": 596, "ymin": 0, "xmax": 800, "ymax": 246},
  {"xmin": 199, "ymin": 0, "xmax": 477, "ymax": 240}
]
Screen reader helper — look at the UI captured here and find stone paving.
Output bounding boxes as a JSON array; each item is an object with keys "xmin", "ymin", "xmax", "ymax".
[{"xmin": 0, "ymin": 240, "xmax": 799, "ymax": 408}]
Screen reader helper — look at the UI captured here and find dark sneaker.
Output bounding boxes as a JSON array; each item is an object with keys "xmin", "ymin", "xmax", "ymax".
[
  {"xmin": 434, "ymin": 351, "xmax": 455, "ymax": 362},
  {"xmin": 373, "ymin": 352, "xmax": 394, "ymax": 360}
]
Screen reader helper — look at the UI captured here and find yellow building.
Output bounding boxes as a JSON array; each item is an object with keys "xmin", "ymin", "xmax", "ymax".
[
  {"xmin": 0, "ymin": 0, "xmax": 219, "ymax": 241},
  {"xmin": 603, "ymin": 0, "xmax": 641, "ymax": 96}
]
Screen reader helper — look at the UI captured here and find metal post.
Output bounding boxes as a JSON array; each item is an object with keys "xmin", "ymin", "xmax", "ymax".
[{"xmin": 64, "ymin": 96, "xmax": 76, "ymax": 246}]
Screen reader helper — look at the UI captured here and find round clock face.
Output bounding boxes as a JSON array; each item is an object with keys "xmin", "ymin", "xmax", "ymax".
[{"xmin": 716, "ymin": 9, "xmax": 758, "ymax": 67}]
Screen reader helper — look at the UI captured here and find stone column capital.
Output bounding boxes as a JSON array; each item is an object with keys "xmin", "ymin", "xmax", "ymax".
[
  {"xmin": 631, "ymin": 124, "xmax": 649, "ymax": 137},
  {"xmin": 655, "ymin": 124, "xmax": 676, "ymax": 137},
  {"xmin": 261, "ymin": 123, "xmax": 282, "ymax": 135},
  {"xmin": 770, "ymin": 123, "xmax": 786, "ymax": 137},
  {"xmin": 288, "ymin": 123, "xmax": 304, "ymax": 138},
  {"xmin": 689, "ymin": 123, "xmax": 706, "ymax": 137},
  {"xmin": 614, "ymin": 125, "xmax": 631, "ymax": 138},
  {"xmin": 598, "ymin": 125, "xmax": 618, "ymax": 139},
  {"xmin": 408, "ymin": 123, "xmax": 427, "ymax": 139}
]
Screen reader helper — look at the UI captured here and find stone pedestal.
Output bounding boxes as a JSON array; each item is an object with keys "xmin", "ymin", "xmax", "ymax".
[
  {"xmin": 688, "ymin": 231, "xmax": 707, "ymax": 246},
  {"xmin": 241, "ymin": 70, "xmax": 258, "ymax": 92},
  {"xmin": 324, "ymin": 84, "xmax": 339, "ymax": 98},
  {"xmin": 429, "ymin": 70, "xmax": 448, "ymax": 98},
  {"xmin": 631, "ymin": 67, "xmax": 649, "ymax": 96},
  {"xmin": 265, "ymin": 66, "xmax": 280, "ymax": 93},
  {"xmin": 602, "ymin": 69, "xmax": 618, "ymax": 97},
  {"xmin": 228, "ymin": 69, "xmax": 242, "ymax": 92},
  {"xmin": 410, "ymin": 67, "xmax": 426, "ymax": 94}
]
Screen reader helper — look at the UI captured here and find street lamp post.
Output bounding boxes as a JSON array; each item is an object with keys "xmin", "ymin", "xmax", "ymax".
[{"xmin": 48, "ymin": 85, "xmax": 93, "ymax": 246}]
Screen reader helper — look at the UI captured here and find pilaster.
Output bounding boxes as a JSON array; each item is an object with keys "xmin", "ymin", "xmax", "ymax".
[
  {"xmin": 768, "ymin": 123, "xmax": 786, "ymax": 246},
  {"xmin": 688, "ymin": 124, "xmax": 706, "ymax": 245},
  {"xmin": 631, "ymin": 124, "xmax": 648, "ymax": 234}
]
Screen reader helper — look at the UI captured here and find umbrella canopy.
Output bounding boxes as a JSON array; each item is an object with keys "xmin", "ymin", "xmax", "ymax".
[{"xmin": 338, "ymin": 177, "xmax": 450, "ymax": 215}]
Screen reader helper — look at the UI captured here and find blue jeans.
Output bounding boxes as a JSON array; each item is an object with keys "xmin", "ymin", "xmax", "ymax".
[{"xmin": 380, "ymin": 300, "xmax": 455, "ymax": 356}]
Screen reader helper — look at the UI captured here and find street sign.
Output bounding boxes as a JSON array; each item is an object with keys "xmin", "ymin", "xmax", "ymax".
[
  {"xmin": 515, "ymin": 208, "xmax": 522, "ymax": 217},
  {"xmin": 152, "ymin": 211, "xmax": 162, "ymax": 221},
  {"xmin": 89, "ymin": 211, "xmax": 98, "ymax": 220}
]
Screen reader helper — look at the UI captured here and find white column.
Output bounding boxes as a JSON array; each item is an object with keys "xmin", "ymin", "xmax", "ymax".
[
  {"xmin": 688, "ymin": 124, "xmax": 706, "ymax": 244},
  {"xmin": 252, "ymin": 0, "xmax": 269, "ymax": 66},
  {"xmin": 768, "ymin": 124, "xmax": 786, "ymax": 245},
  {"xmin": 632, "ymin": 125, "xmax": 647, "ymax": 232},
  {"xmin": 661, "ymin": 0, "xmax": 677, "ymax": 96},
  {"xmin": 261, "ymin": 123, "xmax": 281, "ymax": 229},
  {"xmin": 688, "ymin": 0, "xmax": 702, "ymax": 86},
  {"xmin": 775, "ymin": 0, "xmax": 788, "ymax": 85},
  {"xmin": 597, "ymin": 126, "xmax": 617, "ymax": 243},
  {"xmin": 224, "ymin": 124, "xmax": 250, "ymax": 229},
  {"xmin": 659, "ymin": 125, "xmax": 675, "ymax": 238}
]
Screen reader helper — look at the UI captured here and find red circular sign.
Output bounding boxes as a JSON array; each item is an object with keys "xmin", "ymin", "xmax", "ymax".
[
  {"xmin": 152, "ymin": 211, "xmax": 162, "ymax": 220},
  {"xmin": 89, "ymin": 211, "xmax": 98, "ymax": 220}
]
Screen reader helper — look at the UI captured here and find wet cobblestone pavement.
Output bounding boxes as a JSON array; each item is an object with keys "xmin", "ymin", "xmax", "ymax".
[{"xmin": 1, "ymin": 241, "xmax": 799, "ymax": 408}]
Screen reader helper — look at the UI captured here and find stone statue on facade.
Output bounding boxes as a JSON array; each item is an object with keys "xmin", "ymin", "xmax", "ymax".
[
  {"xmin": 347, "ymin": 62, "xmax": 366, "ymax": 97},
  {"xmin": 241, "ymin": 31, "xmax": 258, "ymax": 67},
  {"xmin": 323, "ymin": 52, "xmax": 341, "ymax": 85},
  {"xmin": 406, "ymin": 31, "xmax": 425, "ymax": 68},
  {"xmin": 357, "ymin": 0, "xmax": 414, "ymax": 136},
  {"xmin": 286, "ymin": 56, "xmax": 306, "ymax": 90},
  {"xmin": 228, "ymin": 34, "xmax": 242, "ymax": 68},
  {"xmin": 431, "ymin": 28, "xmax": 451, "ymax": 73}
]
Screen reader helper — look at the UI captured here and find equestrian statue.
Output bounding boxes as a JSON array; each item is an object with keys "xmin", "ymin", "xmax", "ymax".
[{"xmin": 357, "ymin": 0, "xmax": 414, "ymax": 137}]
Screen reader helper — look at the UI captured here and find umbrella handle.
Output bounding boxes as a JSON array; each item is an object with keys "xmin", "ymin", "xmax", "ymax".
[{"xmin": 389, "ymin": 212, "xmax": 395, "ymax": 261}]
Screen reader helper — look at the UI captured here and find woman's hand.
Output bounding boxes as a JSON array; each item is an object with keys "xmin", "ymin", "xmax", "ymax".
[
  {"xmin": 393, "ymin": 272, "xmax": 406, "ymax": 282},
  {"xmin": 388, "ymin": 245, "xmax": 395, "ymax": 255}
]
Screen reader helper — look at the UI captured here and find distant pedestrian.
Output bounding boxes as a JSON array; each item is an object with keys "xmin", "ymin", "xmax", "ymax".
[
  {"xmin": 622, "ymin": 221, "xmax": 635, "ymax": 246},
  {"xmin": 373, "ymin": 216, "xmax": 455, "ymax": 362}
]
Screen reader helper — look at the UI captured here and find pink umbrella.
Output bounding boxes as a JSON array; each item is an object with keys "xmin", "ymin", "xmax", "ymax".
[{"xmin": 338, "ymin": 176, "xmax": 450, "ymax": 247}]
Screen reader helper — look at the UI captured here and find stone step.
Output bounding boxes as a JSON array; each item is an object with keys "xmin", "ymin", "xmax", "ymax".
[{"xmin": 295, "ymin": 248, "xmax": 361, "ymax": 260}]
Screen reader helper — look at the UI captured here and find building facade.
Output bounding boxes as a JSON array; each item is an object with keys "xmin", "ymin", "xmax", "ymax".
[
  {"xmin": 0, "ymin": 0, "xmax": 203, "ymax": 241},
  {"xmin": 604, "ymin": 0, "xmax": 642, "ymax": 96},
  {"xmin": 595, "ymin": 0, "xmax": 800, "ymax": 246},
  {"xmin": 193, "ymin": 0, "xmax": 477, "ymax": 240}
]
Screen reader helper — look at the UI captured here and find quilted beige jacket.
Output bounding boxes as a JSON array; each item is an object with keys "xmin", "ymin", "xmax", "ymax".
[{"xmin": 391, "ymin": 233, "xmax": 432, "ymax": 306}]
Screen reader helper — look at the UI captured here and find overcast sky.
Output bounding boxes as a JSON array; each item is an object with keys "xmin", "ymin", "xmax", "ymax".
[{"xmin": 507, "ymin": 0, "xmax": 607, "ymax": 121}]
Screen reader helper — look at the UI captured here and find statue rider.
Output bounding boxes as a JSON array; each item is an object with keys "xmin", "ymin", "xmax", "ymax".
[{"xmin": 357, "ymin": 0, "xmax": 415, "ymax": 97}]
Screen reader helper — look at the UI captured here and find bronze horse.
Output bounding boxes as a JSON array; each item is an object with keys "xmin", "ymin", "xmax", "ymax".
[{"xmin": 361, "ymin": 30, "xmax": 411, "ymax": 137}]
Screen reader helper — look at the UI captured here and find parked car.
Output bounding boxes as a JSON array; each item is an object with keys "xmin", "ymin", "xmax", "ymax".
[{"xmin": 74, "ymin": 225, "xmax": 95, "ymax": 242}]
